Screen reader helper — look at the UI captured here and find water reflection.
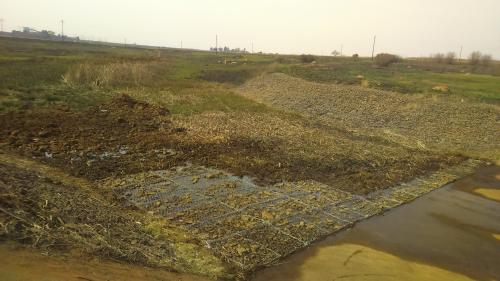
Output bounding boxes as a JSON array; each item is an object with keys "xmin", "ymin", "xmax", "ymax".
[{"xmin": 253, "ymin": 167, "xmax": 500, "ymax": 281}]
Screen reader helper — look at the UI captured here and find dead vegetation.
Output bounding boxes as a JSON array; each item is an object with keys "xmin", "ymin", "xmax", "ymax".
[
  {"xmin": 0, "ymin": 90, "xmax": 491, "ymax": 279},
  {"xmin": 374, "ymin": 53, "xmax": 401, "ymax": 67},
  {"xmin": 62, "ymin": 62, "xmax": 162, "ymax": 88},
  {"xmin": 1, "ymin": 37, "xmax": 498, "ymax": 280},
  {"xmin": 0, "ymin": 94, "xmax": 463, "ymax": 194},
  {"xmin": 174, "ymin": 111, "xmax": 463, "ymax": 194},
  {"xmin": 0, "ymin": 161, "xmax": 229, "ymax": 278},
  {"xmin": 238, "ymin": 73, "xmax": 500, "ymax": 163}
]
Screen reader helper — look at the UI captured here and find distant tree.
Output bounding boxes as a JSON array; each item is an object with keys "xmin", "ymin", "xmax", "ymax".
[
  {"xmin": 432, "ymin": 53, "xmax": 445, "ymax": 63},
  {"xmin": 331, "ymin": 50, "xmax": 340, "ymax": 57},
  {"xmin": 276, "ymin": 56, "xmax": 286, "ymax": 63},
  {"xmin": 444, "ymin": 52, "xmax": 456, "ymax": 64},
  {"xmin": 374, "ymin": 53, "xmax": 401, "ymax": 67},
  {"xmin": 352, "ymin": 54, "xmax": 359, "ymax": 60},
  {"xmin": 300, "ymin": 54, "xmax": 316, "ymax": 63},
  {"xmin": 481, "ymin": 54, "xmax": 493, "ymax": 66},
  {"xmin": 469, "ymin": 51, "xmax": 482, "ymax": 65}
]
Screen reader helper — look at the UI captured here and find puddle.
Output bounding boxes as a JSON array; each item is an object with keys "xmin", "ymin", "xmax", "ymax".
[
  {"xmin": 252, "ymin": 166, "xmax": 500, "ymax": 281},
  {"xmin": 258, "ymin": 243, "xmax": 475, "ymax": 281},
  {"xmin": 473, "ymin": 188, "xmax": 500, "ymax": 201}
]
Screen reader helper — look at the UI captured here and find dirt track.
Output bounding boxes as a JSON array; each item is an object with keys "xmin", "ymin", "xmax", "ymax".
[{"xmin": 238, "ymin": 73, "xmax": 500, "ymax": 162}]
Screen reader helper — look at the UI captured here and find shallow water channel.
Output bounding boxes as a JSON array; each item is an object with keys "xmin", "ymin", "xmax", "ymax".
[{"xmin": 252, "ymin": 166, "xmax": 500, "ymax": 281}]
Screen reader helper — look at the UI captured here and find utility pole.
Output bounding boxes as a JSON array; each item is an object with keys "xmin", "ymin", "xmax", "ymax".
[
  {"xmin": 252, "ymin": 42, "xmax": 254, "ymax": 54},
  {"xmin": 61, "ymin": 20, "xmax": 64, "ymax": 40},
  {"xmin": 181, "ymin": 40, "xmax": 183, "ymax": 49},
  {"xmin": 371, "ymin": 35, "xmax": 376, "ymax": 61},
  {"xmin": 459, "ymin": 45, "xmax": 463, "ymax": 62},
  {"xmin": 215, "ymin": 34, "xmax": 218, "ymax": 55}
]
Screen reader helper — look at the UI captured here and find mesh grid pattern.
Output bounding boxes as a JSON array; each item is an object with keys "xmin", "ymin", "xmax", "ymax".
[{"xmin": 112, "ymin": 160, "xmax": 481, "ymax": 271}]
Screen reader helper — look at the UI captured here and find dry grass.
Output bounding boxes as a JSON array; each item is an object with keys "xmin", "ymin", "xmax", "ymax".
[
  {"xmin": 173, "ymin": 110, "xmax": 462, "ymax": 194},
  {"xmin": 238, "ymin": 73, "xmax": 500, "ymax": 162},
  {"xmin": 62, "ymin": 62, "xmax": 157, "ymax": 88},
  {"xmin": 374, "ymin": 53, "xmax": 401, "ymax": 67}
]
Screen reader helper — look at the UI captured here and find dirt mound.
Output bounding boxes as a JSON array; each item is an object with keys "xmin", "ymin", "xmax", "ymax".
[
  {"xmin": 238, "ymin": 73, "xmax": 500, "ymax": 162},
  {"xmin": 1, "ymin": 94, "xmax": 175, "ymax": 179}
]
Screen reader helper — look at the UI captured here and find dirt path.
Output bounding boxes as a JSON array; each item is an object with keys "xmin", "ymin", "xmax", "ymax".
[{"xmin": 0, "ymin": 242, "xmax": 208, "ymax": 281}]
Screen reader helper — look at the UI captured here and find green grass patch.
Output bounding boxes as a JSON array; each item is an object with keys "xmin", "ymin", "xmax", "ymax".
[{"xmin": 282, "ymin": 60, "xmax": 500, "ymax": 102}]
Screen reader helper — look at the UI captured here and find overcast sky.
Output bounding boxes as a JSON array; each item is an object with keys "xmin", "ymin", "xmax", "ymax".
[{"xmin": 2, "ymin": 0, "xmax": 499, "ymax": 58}]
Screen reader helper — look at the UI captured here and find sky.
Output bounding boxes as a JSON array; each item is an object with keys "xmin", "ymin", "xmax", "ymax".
[{"xmin": 1, "ymin": 0, "xmax": 499, "ymax": 58}]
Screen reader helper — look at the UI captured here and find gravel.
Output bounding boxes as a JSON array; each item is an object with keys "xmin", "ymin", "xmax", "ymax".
[{"xmin": 238, "ymin": 73, "xmax": 500, "ymax": 162}]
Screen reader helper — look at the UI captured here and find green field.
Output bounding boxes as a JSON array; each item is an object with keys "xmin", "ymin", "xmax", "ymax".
[
  {"xmin": 1, "ymin": 36, "xmax": 499, "ymax": 114},
  {"xmin": 282, "ymin": 59, "xmax": 500, "ymax": 101}
]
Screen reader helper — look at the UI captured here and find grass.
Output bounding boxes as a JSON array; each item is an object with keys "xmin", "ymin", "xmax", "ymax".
[
  {"xmin": 1, "ymin": 36, "xmax": 499, "ymax": 114},
  {"xmin": 281, "ymin": 59, "xmax": 500, "ymax": 102},
  {"xmin": 125, "ymin": 82, "xmax": 270, "ymax": 115},
  {"xmin": 0, "ymin": 36, "xmax": 282, "ymax": 114}
]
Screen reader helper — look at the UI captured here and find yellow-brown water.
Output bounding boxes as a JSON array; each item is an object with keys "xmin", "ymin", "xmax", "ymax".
[{"xmin": 253, "ymin": 166, "xmax": 500, "ymax": 281}]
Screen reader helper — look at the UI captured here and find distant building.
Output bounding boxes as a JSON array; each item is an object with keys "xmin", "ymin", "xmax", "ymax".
[
  {"xmin": 3, "ymin": 27, "xmax": 79, "ymax": 42},
  {"xmin": 209, "ymin": 46, "xmax": 249, "ymax": 54}
]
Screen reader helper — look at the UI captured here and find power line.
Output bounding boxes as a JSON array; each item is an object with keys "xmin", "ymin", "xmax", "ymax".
[
  {"xmin": 371, "ymin": 35, "xmax": 376, "ymax": 61},
  {"xmin": 61, "ymin": 19, "xmax": 64, "ymax": 40}
]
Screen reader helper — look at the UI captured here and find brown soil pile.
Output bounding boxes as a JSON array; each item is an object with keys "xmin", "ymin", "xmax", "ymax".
[
  {"xmin": 1, "ymin": 94, "xmax": 174, "ymax": 179},
  {"xmin": 238, "ymin": 73, "xmax": 500, "ymax": 162},
  {"xmin": 1, "ymin": 94, "xmax": 462, "ymax": 194}
]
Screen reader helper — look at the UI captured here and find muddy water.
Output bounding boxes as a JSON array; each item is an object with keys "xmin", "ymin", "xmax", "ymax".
[{"xmin": 252, "ymin": 166, "xmax": 500, "ymax": 281}]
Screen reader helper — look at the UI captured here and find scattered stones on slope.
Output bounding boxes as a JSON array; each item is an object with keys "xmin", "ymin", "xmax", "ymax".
[{"xmin": 238, "ymin": 73, "xmax": 500, "ymax": 162}]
